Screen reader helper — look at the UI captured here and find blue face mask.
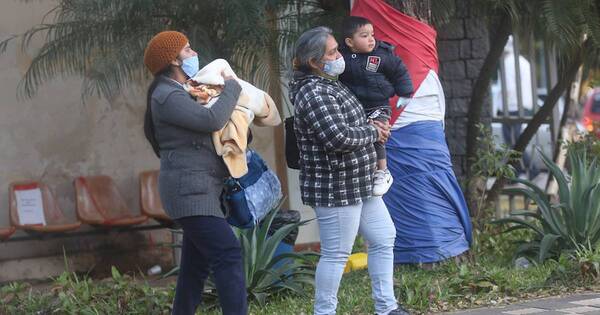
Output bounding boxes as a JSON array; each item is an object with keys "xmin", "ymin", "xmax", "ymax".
[
  {"xmin": 181, "ymin": 55, "xmax": 199, "ymax": 78},
  {"xmin": 322, "ymin": 56, "xmax": 345, "ymax": 77}
]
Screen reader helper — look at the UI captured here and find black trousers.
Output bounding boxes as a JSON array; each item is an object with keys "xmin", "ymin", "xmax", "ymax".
[{"xmin": 172, "ymin": 216, "xmax": 247, "ymax": 315}]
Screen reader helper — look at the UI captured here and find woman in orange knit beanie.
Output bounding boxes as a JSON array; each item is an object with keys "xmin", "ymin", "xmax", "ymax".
[{"xmin": 143, "ymin": 31, "xmax": 247, "ymax": 315}]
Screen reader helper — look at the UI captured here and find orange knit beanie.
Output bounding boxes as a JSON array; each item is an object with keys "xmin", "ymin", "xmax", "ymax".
[{"xmin": 144, "ymin": 31, "xmax": 189, "ymax": 75}]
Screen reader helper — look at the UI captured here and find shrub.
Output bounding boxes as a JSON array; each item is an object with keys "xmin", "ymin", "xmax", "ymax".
[
  {"xmin": 164, "ymin": 204, "xmax": 318, "ymax": 308},
  {"xmin": 493, "ymin": 147, "xmax": 600, "ymax": 263}
]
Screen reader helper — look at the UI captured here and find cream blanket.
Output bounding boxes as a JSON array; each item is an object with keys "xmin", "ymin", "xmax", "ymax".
[{"xmin": 184, "ymin": 59, "xmax": 281, "ymax": 178}]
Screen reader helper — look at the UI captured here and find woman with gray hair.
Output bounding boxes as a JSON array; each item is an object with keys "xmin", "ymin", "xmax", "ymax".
[{"xmin": 289, "ymin": 26, "xmax": 409, "ymax": 315}]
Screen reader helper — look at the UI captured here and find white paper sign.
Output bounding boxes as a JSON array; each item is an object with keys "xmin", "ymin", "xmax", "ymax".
[{"xmin": 15, "ymin": 188, "xmax": 46, "ymax": 226}]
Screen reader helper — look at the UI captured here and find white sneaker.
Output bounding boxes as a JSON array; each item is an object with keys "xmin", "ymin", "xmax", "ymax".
[{"xmin": 372, "ymin": 169, "xmax": 393, "ymax": 196}]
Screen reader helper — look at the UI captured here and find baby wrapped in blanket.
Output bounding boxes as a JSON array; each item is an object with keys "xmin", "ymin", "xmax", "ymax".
[{"xmin": 184, "ymin": 59, "xmax": 281, "ymax": 178}]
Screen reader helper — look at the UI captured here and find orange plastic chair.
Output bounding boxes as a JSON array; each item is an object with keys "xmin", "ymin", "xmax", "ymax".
[
  {"xmin": 74, "ymin": 175, "xmax": 148, "ymax": 227},
  {"xmin": 0, "ymin": 226, "xmax": 16, "ymax": 241},
  {"xmin": 9, "ymin": 181, "xmax": 81, "ymax": 233},
  {"xmin": 139, "ymin": 170, "xmax": 173, "ymax": 225}
]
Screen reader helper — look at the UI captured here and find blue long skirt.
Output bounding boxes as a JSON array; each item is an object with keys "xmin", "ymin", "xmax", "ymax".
[{"xmin": 384, "ymin": 120, "xmax": 472, "ymax": 263}]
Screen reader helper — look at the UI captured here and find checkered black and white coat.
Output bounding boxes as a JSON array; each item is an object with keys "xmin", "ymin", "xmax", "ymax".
[{"xmin": 289, "ymin": 73, "xmax": 378, "ymax": 207}]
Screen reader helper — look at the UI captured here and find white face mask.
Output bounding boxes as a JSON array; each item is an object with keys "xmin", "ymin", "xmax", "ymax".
[{"xmin": 322, "ymin": 56, "xmax": 345, "ymax": 77}]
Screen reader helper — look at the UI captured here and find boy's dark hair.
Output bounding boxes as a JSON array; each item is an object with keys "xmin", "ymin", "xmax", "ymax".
[{"xmin": 341, "ymin": 16, "xmax": 372, "ymax": 40}]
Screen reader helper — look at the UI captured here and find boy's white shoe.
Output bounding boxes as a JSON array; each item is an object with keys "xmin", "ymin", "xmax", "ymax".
[{"xmin": 372, "ymin": 169, "xmax": 393, "ymax": 196}]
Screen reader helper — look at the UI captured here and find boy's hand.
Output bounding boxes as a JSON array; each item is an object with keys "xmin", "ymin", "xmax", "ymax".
[
  {"xmin": 372, "ymin": 120, "xmax": 390, "ymax": 131},
  {"xmin": 396, "ymin": 97, "xmax": 410, "ymax": 109},
  {"xmin": 372, "ymin": 120, "xmax": 390, "ymax": 143}
]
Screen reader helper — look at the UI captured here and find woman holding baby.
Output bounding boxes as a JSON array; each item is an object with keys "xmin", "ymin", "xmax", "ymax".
[{"xmin": 143, "ymin": 31, "xmax": 247, "ymax": 315}]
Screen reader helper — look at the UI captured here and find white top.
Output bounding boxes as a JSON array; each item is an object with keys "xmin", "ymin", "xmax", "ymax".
[
  {"xmin": 492, "ymin": 36, "xmax": 533, "ymax": 114},
  {"xmin": 498, "ymin": 53, "xmax": 534, "ymax": 112},
  {"xmin": 393, "ymin": 69, "xmax": 446, "ymax": 130}
]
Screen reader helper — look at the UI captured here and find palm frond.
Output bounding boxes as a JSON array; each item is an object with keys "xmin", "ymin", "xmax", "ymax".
[{"xmin": 2, "ymin": 0, "xmax": 327, "ymax": 100}]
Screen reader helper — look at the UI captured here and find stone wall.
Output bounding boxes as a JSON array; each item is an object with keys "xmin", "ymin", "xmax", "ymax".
[{"xmin": 437, "ymin": 0, "xmax": 491, "ymax": 178}]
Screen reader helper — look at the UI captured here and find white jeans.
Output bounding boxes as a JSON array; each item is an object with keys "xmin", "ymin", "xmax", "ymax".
[{"xmin": 314, "ymin": 197, "xmax": 398, "ymax": 315}]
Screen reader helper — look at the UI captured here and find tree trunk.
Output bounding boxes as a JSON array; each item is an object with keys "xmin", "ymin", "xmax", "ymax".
[
  {"xmin": 385, "ymin": 0, "xmax": 432, "ymax": 22},
  {"xmin": 386, "ymin": 0, "xmax": 431, "ymax": 24},
  {"xmin": 465, "ymin": 14, "xmax": 511, "ymax": 173},
  {"xmin": 463, "ymin": 13, "xmax": 511, "ymax": 217},
  {"xmin": 484, "ymin": 40, "xmax": 587, "ymax": 208}
]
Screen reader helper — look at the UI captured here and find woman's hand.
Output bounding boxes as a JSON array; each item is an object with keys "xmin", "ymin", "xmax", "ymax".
[{"xmin": 371, "ymin": 120, "xmax": 391, "ymax": 143}]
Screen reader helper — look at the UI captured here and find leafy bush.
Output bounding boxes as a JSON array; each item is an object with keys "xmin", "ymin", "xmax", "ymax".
[
  {"xmin": 469, "ymin": 123, "xmax": 521, "ymax": 228},
  {"xmin": 564, "ymin": 133, "xmax": 600, "ymax": 166},
  {"xmin": 493, "ymin": 147, "xmax": 600, "ymax": 263},
  {"xmin": 471, "ymin": 227, "xmax": 533, "ymax": 265},
  {"xmin": 234, "ymin": 205, "xmax": 318, "ymax": 306},
  {"xmin": 573, "ymin": 242, "xmax": 600, "ymax": 279},
  {"xmin": 164, "ymin": 204, "xmax": 318, "ymax": 308}
]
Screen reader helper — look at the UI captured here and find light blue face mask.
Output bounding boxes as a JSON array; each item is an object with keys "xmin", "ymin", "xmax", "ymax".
[
  {"xmin": 322, "ymin": 56, "xmax": 345, "ymax": 77},
  {"xmin": 181, "ymin": 55, "xmax": 199, "ymax": 78}
]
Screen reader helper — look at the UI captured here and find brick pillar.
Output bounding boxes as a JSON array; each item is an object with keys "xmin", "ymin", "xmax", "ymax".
[{"xmin": 437, "ymin": 0, "xmax": 491, "ymax": 178}]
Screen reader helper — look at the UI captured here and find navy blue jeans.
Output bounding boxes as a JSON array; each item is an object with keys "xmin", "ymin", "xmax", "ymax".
[{"xmin": 173, "ymin": 216, "xmax": 247, "ymax": 315}]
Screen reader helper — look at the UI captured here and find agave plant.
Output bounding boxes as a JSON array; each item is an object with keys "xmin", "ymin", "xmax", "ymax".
[
  {"xmin": 234, "ymin": 202, "xmax": 318, "ymax": 305},
  {"xmin": 164, "ymin": 203, "xmax": 317, "ymax": 308},
  {"xmin": 493, "ymin": 147, "xmax": 600, "ymax": 263}
]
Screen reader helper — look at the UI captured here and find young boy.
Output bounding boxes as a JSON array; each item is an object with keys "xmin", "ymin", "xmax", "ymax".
[{"xmin": 339, "ymin": 16, "xmax": 413, "ymax": 196}]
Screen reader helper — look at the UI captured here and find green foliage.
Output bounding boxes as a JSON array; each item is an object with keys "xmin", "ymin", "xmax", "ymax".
[
  {"xmin": 564, "ymin": 133, "xmax": 600, "ymax": 166},
  {"xmin": 234, "ymin": 205, "xmax": 318, "ymax": 306},
  {"xmin": 493, "ymin": 147, "xmax": 600, "ymax": 263},
  {"xmin": 0, "ymin": 0, "xmax": 332, "ymax": 99},
  {"xmin": 351, "ymin": 235, "xmax": 366, "ymax": 254},
  {"xmin": 470, "ymin": 124, "xmax": 520, "ymax": 184},
  {"xmin": 1, "ymin": 232, "xmax": 596, "ymax": 315},
  {"xmin": 469, "ymin": 123, "xmax": 521, "ymax": 226},
  {"xmin": 392, "ymin": 258, "xmax": 581, "ymax": 314},
  {"xmin": 472, "ymin": 0, "xmax": 600, "ymax": 55},
  {"xmin": 573, "ymin": 242, "xmax": 600, "ymax": 279},
  {"xmin": 471, "ymin": 226, "xmax": 533, "ymax": 265},
  {"xmin": 164, "ymin": 204, "xmax": 318, "ymax": 309},
  {"xmin": 0, "ymin": 269, "xmax": 173, "ymax": 314}
]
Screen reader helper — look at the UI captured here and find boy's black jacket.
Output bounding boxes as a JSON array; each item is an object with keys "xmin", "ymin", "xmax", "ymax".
[{"xmin": 339, "ymin": 40, "xmax": 413, "ymax": 110}]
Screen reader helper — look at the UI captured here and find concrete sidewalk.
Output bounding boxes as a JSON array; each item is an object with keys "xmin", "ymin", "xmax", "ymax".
[{"xmin": 445, "ymin": 293, "xmax": 600, "ymax": 315}]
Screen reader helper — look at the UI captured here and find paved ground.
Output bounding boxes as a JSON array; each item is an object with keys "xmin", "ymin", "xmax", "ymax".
[{"xmin": 445, "ymin": 293, "xmax": 600, "ymax": 315}]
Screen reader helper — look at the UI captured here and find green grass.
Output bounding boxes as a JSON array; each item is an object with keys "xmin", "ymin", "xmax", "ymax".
[
  {"xmin": 1, "ymin": 257, "xmax": 595, "ymax": 315},
  {"xmin": 2, "ymin": 229, "xmax": 599, "ymax": 315},
  {"xmin": 198, "ymin": 257, "xmax": 592, "ymax": 315}
]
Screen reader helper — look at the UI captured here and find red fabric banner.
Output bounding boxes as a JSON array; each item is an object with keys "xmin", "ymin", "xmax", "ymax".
[{"xmin": 350, "ymin": 0, "xmax": 439, "ymax": 124}]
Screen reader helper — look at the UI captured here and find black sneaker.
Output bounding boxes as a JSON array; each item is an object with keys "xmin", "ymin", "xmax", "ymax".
[{"xmin": 388, "ymin": 305, "xmax": 410, "ymax": 315}]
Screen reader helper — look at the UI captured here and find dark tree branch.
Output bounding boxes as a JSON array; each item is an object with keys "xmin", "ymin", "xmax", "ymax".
[
  {"xmin": 463, "ymin": 13, "xmax": 511, "ymax": 217},
  {"xmin": 465, "ymin": 13, "xmax": 512, "ymax": 176}
]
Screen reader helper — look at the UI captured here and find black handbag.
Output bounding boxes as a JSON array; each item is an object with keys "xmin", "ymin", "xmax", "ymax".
[{"xmin": 284, "ymin": 116, "xmax": 300, "ymax": 170}]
